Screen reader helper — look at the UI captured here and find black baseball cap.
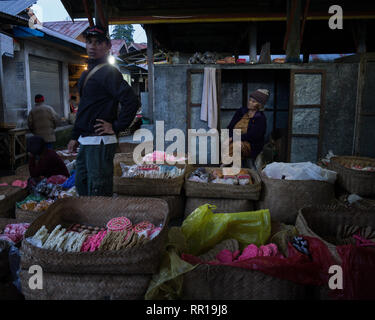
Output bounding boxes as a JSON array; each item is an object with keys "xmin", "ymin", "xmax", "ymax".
[{"xmin": 83, "ymin": 25, "xmax": 110, "ymax": 42}]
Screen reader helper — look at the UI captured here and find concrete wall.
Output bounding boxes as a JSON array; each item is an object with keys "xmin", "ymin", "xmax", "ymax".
[
  {"xmin": 153, "ymin": 62, "xmax": 359, "ymax": 161},
  {"xmin": 1, "ymin": 38, "xmax": 85, "ymax": 127}
]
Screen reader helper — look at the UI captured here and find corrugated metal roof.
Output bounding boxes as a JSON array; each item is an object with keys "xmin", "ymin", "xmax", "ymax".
[
  {"xmin": 43, "ymin": 20, "xmax": 89, "ymax": 39},
  {"xmin": 0, "ymin": 0, "xmax": 37, "ymax": 16},
  {"xmin": 128, "ymin": 43, "xmax": 147, "ymax": 51},
  {"xmin": 110, "ymin": 39, "xmax": 127, "ymax": 57}
]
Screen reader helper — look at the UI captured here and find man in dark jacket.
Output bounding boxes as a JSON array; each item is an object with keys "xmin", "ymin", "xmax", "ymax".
[{"xmin": 67, "ymin": 25, "xmax": 139, "ymax": 196}]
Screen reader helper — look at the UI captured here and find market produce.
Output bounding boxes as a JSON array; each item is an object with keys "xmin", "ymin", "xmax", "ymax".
[
  {"xmin": 27, "ymin": 217, "xmax": 162, "ymax": 253},
  {"xmin": 0, "ymin": 223, "xmax": 29, "ymax": 244},
  {"xmin": 188, "ymin": 167, "xmax": 253, "ymax": 185},
  {"xmin": 120, "ymin": 163, "xmax": 185, "ymax": 179}
]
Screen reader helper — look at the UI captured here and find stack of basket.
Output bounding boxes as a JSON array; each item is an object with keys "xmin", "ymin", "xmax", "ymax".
[
  {"xmin": 183, "ymin": 167, "xmax": 262, "ymax": 218},
  {"xmin": 328, "ymin": 156, "xmax": 375, "ymax": 198},
  {"xmin": 113, "ymin": 153, "xmax": 187, "ymax": 220},
  {"xmin": 19, "ymin": 196, "xmax": 169, "ymax": 300}
]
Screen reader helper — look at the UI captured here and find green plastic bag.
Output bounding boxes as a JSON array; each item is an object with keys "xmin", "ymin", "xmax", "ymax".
[
  {"xmin": 181, "ymin": 204, "xmax": 271, "ymax": 255},
  {"xmin": 145, "ymin": 227, "xmax": 197, "ymax": 300}
]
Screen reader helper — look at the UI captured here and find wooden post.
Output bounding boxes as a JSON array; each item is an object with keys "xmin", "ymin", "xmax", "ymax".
[
  {"xmin": 249, "ymin": 22, "xmax": 257, "ymax": 63},
  {"xmin": 285, "ymin": 0, "xmax": 302, "ymax": 63},
  {"xmin": 0, "ymin": 49, "xmax": 5, "ymax": 123},
  {"xmin": 146, "ymin": 25, "xmax": 154, "ymax": 124}
]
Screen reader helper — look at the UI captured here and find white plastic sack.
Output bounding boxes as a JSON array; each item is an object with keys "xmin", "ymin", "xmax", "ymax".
[{"xmin": 263, "ymin": 162, "xmax": 337, "ymax": 184}]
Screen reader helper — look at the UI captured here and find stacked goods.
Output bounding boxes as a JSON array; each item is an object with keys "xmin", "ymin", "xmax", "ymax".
[
  {"xmin": 258, "ymin": 162, "xmax": 336, "ymax": 224},
  {"xmin": 0, "ymin": 220, "xmax": 29, "ymax": 299},
  {"xmin": 15, "ymin": 178, "xmax": 77, "ymax": 223},
  {"xmin": 328, "ymin": 156, "xmax": 375, "ymax": 196},
  {"xmin": 113, "ymin": 152, "xmax": 187, "ymax": 196},
  {"xmin": 185, "ymin": 167, "xmax": 261, "ymax": 200},
  {"xmin": 184, "ymin": 167, "xmax": 261, "ymax": 216},
  {"xmin": 20, "ymin": 196, "xmax": 169, "ymax": 300}
]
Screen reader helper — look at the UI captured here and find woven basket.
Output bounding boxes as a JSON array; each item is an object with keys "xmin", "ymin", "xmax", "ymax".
[
  {"xmin": 184, "ymin": 197, "xmax": 254, "ymax": 219},
  {"xmin": 15, "ymin": 208, "xmax": 44, "ymax": 224},
  {"xmin": 0, "ymin": 186, "xmax": 28, "ymax": 218},
  {"xmin": 184, "ymin": 168, "xmax": 262, "ymax": 200},
  {"xmin": 328, "ymin": 156, "xmax": 375, "ymax": 196},
  {"xmin": 182, "ymin": 264, "xmax": 306, "ymax": 300},
  {"xmin": 115, "ymin": 195, "xmax": 185, "ymax": 220},
  {"xmin": 20, "ymin": 196, "xmax": 169, "ymax": 274},
  {"xmin": 20, "ymin": 270, "xmax": 151, "ymax": 300},
  {"xmin": 0, "ymin": 218, "xmax": 20, "ymax": 232},
  {"xmin": 295, "ymin": 205, "xmax": 375, "ymax": 264},
  {"xmin": 113, "ymin": 153, "xmax": 188, "ymax": 196},
  {"xmin": 258, "ymin": 171, "xmax": 335, "ymax": 225}
]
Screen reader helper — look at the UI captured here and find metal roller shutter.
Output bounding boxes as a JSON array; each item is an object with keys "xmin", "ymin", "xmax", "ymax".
[{"xmin": 29, "ymin": 55, "xmax": 63, "ymax": 115}]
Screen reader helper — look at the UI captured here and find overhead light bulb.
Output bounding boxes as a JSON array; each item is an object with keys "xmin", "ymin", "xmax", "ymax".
[{"xmin": 108, "ymin": 55, "xmax": 115, "ymax": 65}]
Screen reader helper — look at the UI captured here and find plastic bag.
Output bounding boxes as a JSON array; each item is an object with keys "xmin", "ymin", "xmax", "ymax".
[
  {"xmin": 181, "ymin": 204, "xmax": 271, "ymax": 255},
  {"xmin": 60, "ymin": 171, "xmax": 75, "ymax": 189},
  {"xmin": 145, "ymin": 227, "xmax": 197, "ymax": 300},
  {"xmin": 263, "ymin": 162, "xmax": 337, "ymax": 184}
]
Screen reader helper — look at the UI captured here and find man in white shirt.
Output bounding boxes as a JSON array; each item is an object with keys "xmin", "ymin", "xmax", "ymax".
[{"xmin": 67, "ymin": 25, "xmax": 139, "ymax": 196}]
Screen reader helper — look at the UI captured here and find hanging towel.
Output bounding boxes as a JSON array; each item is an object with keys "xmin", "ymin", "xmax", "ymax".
[{"xmin": 200, "ymin": 67, "xmax": 218, "ymax": 129}]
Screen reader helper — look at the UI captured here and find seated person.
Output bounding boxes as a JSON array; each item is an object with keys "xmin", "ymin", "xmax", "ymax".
[
  {"xmin": 27, "ymin": 136, "xmax": 69, "ymax": 179},
  {"xmin": 226, "ymin": 89, "xmax": 269, "ymax": 161}
]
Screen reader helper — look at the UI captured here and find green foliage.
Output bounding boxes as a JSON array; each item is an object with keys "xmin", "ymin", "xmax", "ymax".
[{"xmin": 110, "ymin": 24, "xmax": 135, "ymax": 44}]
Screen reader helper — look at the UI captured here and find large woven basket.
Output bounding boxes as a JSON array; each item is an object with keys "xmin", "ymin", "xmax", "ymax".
[
  {"xmin": 15, "ymin": 208, "xmax": 44, "ymax": 224},
  {"xmin": 20, "ymin": 270, "xmax": 151, "ymax": 300},
  {"xmin": 184, "ymin": 168, "xmax": 262, "ymax": 200},
  {"xmin": 182, "ymin": 264, "xmax": 306, "ymax": 300},
  {"xmin": 113, "ymin": 153, "xmax": 188, "ymax": 196},
  {"xmin": 184, "ymin": 197, "xmax": 254, "ymax": 219},
  {"xmin": 295, "ymin": 205, "xmax": 375, "ymax": 264},
  {"xmin": 20, "ymin": 196, "xmax": 169, "ymax": 274},
  {"xmin": 0, "ymin": 186, "xmax": 28, "ymax": 218},
  {"xmin": 258, "ymin": 171, "xmax": 335, "ymax": 225},
  {"xmin": 328, "ymin": 156, "xmax": 375, "ymax": 196}
]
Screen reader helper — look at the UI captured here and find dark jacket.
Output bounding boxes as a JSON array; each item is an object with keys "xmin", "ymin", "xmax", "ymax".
[
  {"xmin": 72, "ymin": 57, "xmax": 139, "ymax": 140},
  {"xmin": 227, "ymin": 107, "xmax": 267, "ymax": 159},
  {"xmin": 29, "ymin": 150, "xmax": 69, "ymax": 178}
]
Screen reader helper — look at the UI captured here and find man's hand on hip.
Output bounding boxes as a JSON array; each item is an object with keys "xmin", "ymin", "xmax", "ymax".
[
  {"xmin": 67, "ymin": 140, "xmax": 78, "ymax": 153},
  {"xmin": 94, "ymin": 119, "xmax": 115, "ymax": 135}
]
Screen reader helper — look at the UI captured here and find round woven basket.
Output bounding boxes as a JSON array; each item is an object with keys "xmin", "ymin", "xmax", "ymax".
[
  {"xmin": 295, "ymin": 205, "xmax": 375, "ymax": 264},
  {"xmin": 20, "ymin": 196, "xmax": 169, "ymax": 275},
  {"xmin": 20, "ymin": 270, "xmax": 151, "ymax": 300},
  {"xmin": 328, "ymin": 156, "xmax": 375, "ymax": 196},
  {"xmin": 184, "ymin": 168, "xmax": 262, "ymax": 200}
]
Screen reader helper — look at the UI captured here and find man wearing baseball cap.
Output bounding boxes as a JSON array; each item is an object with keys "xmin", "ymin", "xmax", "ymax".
[{"xmin": 67, "ymin": 24, "xmax": 139, "ymax": 196}]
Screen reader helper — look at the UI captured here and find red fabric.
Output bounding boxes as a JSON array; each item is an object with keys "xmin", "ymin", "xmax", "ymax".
[
  {"xmin": 332, "ymin": 245, "xmax": 375, "ymax": 300},
  {"xmin": 46, "ymin": 175, "xmax": 68, "ymax": 185},
  {"xmin": 182, "ymin": 237, "xmax": 336, "ymax": 286},
  {"xmin": 29, "ymin": 149, "xmax": 69, "ymax": 179}
]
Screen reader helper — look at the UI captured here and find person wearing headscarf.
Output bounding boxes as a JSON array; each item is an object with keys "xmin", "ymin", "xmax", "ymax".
[{"xmin": 226, "ymin": 89, "xmax": 269, "ymax": 161}]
